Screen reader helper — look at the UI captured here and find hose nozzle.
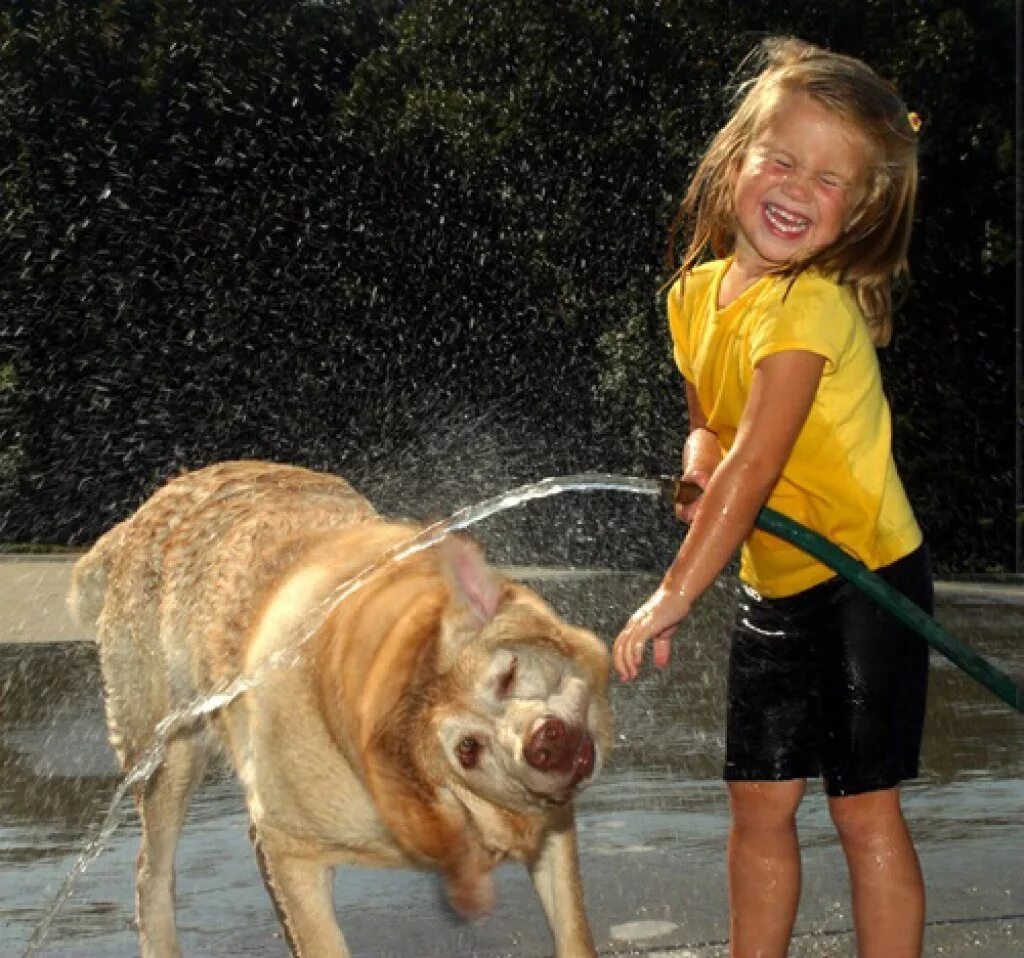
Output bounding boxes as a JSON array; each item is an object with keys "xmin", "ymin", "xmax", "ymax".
[{"xmin": 657, "ymin": 476, "xmax": 705, "ymax": 511}]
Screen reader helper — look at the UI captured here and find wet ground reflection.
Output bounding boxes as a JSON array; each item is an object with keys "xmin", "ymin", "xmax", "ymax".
[{"xmin": 1, "ymin": 572, "xmax": 1021, "ymax": 956}]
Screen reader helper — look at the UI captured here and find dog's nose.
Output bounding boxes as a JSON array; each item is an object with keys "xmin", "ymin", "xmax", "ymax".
[{"xmin": 524, "ymin": 717, "xmax": 587, "ymax": 774}]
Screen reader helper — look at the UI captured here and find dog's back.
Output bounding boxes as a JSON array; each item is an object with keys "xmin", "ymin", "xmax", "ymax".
[{"xmin": 72, "ymin": 461, "xmax": 376, "ymax": 766}]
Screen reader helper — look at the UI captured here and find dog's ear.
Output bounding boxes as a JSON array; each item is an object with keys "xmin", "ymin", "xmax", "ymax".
[{"xmin": 439, "ymin": 533, "xmax": 503, "ymax": 624}]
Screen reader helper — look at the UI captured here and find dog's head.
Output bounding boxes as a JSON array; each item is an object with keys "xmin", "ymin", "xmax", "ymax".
[{"xmin": 429, "ymin": 535, "xmax": 611, "ymax": 810}]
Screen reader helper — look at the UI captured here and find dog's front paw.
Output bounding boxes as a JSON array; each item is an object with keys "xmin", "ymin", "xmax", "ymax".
[{"xmin": 443, "ymin": 868, "xmax": 495, "ymax": 920}]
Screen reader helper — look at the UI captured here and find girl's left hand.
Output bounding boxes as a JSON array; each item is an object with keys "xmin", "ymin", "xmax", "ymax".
[{"xmin": 612, "ymin": 585, "xmax": 691, "ymax": 682}]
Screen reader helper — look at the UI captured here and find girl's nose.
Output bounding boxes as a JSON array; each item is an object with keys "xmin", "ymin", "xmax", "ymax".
[{"xmin": 781, "ymin": 170, "xmax": 812, "ymax": 200}]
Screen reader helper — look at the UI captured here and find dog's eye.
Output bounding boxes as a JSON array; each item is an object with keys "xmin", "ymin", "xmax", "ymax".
[
  {"xmin": 455, "ymin": 736, "xmax": 481, "ymax": 769},
  {"xmin": 496, "ymin": 657, "xmax": 517, "ymax": 699}
]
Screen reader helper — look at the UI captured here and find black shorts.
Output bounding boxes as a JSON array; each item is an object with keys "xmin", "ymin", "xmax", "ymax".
[{"xmin": 724, "ymin": 545, "xmax": 932, "ymax": 797}]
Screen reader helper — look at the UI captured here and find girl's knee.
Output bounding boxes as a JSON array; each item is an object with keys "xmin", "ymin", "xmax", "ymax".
[
  {"xmin": 729, "ymin": 780, "xmax": 806, "ymax": 830},
  {"xmin": 828, "ymin": 787, "xmax": 906, "ymax": 843}
]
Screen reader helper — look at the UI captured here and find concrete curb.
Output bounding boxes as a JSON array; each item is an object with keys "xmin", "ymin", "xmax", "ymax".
[{"xmin": 2, "ymin": 558, "xmax": 1023, "ymax": 644}]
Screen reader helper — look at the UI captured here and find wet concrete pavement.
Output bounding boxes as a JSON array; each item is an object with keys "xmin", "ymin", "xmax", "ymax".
[
  {"xmin": 0, "ymin": 557, "xmax": 82, "ymax": 644},
  {"xmin": 1, "ymin": 560, "xmax": 1022, "ymax": 956}
]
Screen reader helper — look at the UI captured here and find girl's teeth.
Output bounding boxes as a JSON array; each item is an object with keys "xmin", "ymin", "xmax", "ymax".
[{"xmin": 764, "ymin": 203, "xmax": 810, "ymax": 234}]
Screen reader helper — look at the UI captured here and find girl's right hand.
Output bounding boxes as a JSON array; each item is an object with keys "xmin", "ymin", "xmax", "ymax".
[
  {"xmin": 674, "ymin": 470, "xmax": 710, "ymax": 523},
  {"xmin": 612, "ymin": 584, "xmax": 691, "ymax": 682}
]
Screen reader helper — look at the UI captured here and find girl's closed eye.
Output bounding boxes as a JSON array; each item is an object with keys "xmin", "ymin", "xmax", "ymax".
[{"xmin": 765, "ymin": 152, "xmax": 793, "ymax": 171}]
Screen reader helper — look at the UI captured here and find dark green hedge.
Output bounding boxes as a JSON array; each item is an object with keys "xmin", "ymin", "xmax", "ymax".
[{"xmin": 0, "ymin": 0, "xmax": 1014, "ymax": 572}]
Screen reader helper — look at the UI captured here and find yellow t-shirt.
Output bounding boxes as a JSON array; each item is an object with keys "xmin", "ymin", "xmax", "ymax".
[{"xmin": 668, "ymin": 258, "xmax": 922, "ymax": 598}]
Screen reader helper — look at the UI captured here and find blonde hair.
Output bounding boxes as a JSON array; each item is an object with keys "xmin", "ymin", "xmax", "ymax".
[{"xmin": 667, "ymin": 37, "xmax": 920, "ymax": 346}]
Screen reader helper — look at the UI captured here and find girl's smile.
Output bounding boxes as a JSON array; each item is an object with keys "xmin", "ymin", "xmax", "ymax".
[
  {"xmin": 729, "ymin": 92, "xmax": 868, "ymax": 286},
  {"xmin": 762, "ymin": 201, "xmax": 812, "ymax": 237}
]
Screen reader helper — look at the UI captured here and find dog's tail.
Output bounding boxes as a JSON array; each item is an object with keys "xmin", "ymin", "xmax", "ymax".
[{"xmin": 67, "ymin": 523, "xmax": 125, "ymax": 634}]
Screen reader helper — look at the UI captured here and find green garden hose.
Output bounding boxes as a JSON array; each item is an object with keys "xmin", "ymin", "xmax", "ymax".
[{"xmin": 662, "ymin": 478, "xmax": 1024, "ymax": 714}]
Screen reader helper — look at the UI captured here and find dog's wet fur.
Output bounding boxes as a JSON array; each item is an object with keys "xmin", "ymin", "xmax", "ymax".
[{"xmin": 71, "ymin": 461, "xmax": 610, "ymax": 957}]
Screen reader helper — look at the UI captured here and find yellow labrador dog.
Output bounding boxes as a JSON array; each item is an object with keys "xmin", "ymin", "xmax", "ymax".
[{"xmin": 70, "ymin": 461, "xmax": 610, "ymax": 958}]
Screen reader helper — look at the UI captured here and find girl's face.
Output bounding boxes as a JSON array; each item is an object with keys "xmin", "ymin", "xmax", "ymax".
[{"xmin": 731, "ymin": 92, "xmax": 868, "ymax": 278}]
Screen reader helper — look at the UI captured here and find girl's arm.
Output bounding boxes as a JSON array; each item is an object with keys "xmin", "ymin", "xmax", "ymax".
[
  {"xmin": 676, "ymin": 382, "xmax": 722, "ymax": 522},
  {"xmin": 613, "ymin": 349, "xmax": 826, "ymax": 682}
]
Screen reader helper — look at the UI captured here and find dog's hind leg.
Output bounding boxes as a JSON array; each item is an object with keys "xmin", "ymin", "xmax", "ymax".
[
  {"xmin": 134, "ymin": 732, "xmax": 208, "ymax": 958},
  {"xmin": 94, "ymin": 616, "xmax": 200, "ymax": 958},
  {"xmin": 250, "ymin": 831, "xmax": 351, "ymax": 958}
]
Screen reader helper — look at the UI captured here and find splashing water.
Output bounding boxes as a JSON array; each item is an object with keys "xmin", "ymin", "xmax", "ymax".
[{"xmin": 23, "ymin": 473, "xmax": 664, "ymax": 956}]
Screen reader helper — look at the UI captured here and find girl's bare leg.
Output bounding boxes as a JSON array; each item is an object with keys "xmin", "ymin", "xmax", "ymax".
[
  {"xmin": 828, "ymin": 787, "xmax": 924, "ymax": 958},
  {"xmin": 727, "ymin": 779, "xmax": 806, "ymax": 958}
]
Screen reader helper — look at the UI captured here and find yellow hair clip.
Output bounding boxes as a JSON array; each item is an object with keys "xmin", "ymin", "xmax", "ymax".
[{"xmin": 907, "ymin": 111, "xmax": 922, "ymax": 133}]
